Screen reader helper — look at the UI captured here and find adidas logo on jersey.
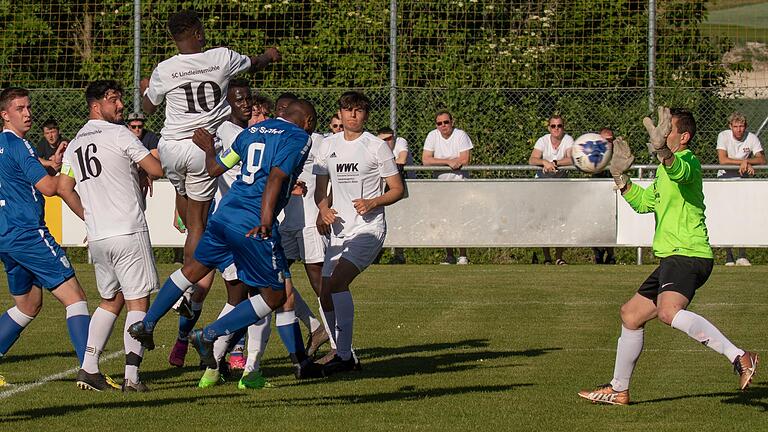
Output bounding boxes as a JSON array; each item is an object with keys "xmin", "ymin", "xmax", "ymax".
[
  {"xmin": 336, "ymin": 163, "xmax": 358, "ymax": 173},
  {"xmin": 329, "ymin": 152, "xmax": 337, "ymax": 158}
]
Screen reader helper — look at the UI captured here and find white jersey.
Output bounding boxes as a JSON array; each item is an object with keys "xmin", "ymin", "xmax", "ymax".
[
  {"xmin": 423, "ymin": 128, "xmax": 473, "ymax": 180},
  {"xmin": 61, "ymin": 119, "xmax": 150, "ymax": 241},
  {"xmin": 145, "ymin": 47, "xmax": 251, "ymax": 140},
  {"xmin": 282, "ymin": 132, "xmax": 324, "ymax": 230},
  {"xmin": 716, "ymin": 130, "xmax": 764, "ymax": 178},
  {"xmin": 313, "ymin": 132, "xmax": 399, "ymax": 237},
  {"xmin": 214, "ymin": 120, "xmax": 244, "ymax": 203},
  {"xmin": 534, "ymin": 133, "xmax": 574, "ymax": 162},
  {"xmin": 392, "ymin": 136, "xmax": 409, "ymax": 159}
]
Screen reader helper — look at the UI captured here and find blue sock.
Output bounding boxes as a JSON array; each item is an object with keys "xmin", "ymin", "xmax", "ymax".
[
  {"xmin": 65, "ymin": 302, "xmax": 90, "ymax": 365},
  {"xmin": 0, "ymin": 308, "xmax": 33, "ymax": 355},
  {"xmin": 145, "ymin": 270, "xmax": 192, "ymax": 331},
  {"xmin": 276, "ymin": 311, "xmax": 306, "ymax": 363},
  {"xmin": 203, "ymin": 296, "xmax": 271, "ymax": 341},
  {"xmin": 177, "ymin": 303, "xmax": 203, "ymax": 341}
]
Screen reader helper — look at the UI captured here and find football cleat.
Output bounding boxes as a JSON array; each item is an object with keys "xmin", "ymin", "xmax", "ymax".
[
  {"xmin": 172, "ymin": 293, "xmax": 195, "ymax": 320},
  {"xmin": 306, "ymin": 326, "xmax": 330, "ymax": 358},
  {"xmin": 457, "ymin": 256, "xmax": 469, "ymax": 265},
  {"xmin": 577, "ymin": 384, "xmax": 630, "ymax": 405},
  {"xmin": 735, "ymin": 258, "xmax": 752, "ymax": 267},
  {"xmin": 238, "ymin": 371, "xmax": 273, "ymax": 390},
  {"xmin": 734, "ymin": 351, "xmax": 759, "ymax": 390},
  {"xmin": 76, "ymin": 369, "xmax": 118, "ymax": 392},
  {"xmin": 168, "ymin": 339, "xmax": 189, "ymax": 367},
  {"xmin": 198, "ymin": 368, "xmax": 224, "ymax": 389},
  {"xmin": 321, "ymin": 354, "xmax": 360, "ymax": 377},
  {"xmin": 189, "ymin": 329, "xmax": 217, "ymax": 370},
  {"xmin": 127, "ymin": 321, "xmax": 155, "ymax": 351},
  {"xmin": 122, "ymin": 379, "xmax": 150, "ymax": 392},
  {"xmin": 294, "ymin": 358, "xmax": 324, "ymax": 379}
]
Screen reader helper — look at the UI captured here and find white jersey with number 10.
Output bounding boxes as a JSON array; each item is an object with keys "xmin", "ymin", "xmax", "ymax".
[{"xmin": 145, "ymin": 47, "xmax": 251, "ymax": 140}]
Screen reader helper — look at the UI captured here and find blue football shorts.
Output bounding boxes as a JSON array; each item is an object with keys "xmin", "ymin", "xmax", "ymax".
[{"xmin": 0, "ymin": 228, "xmax": 76, "ymax": 295}]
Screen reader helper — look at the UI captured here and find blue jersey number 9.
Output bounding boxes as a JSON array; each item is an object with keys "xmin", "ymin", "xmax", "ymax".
[{"xmin": 241, "ymin": 142, "xmax": 266, "ymax": 184}]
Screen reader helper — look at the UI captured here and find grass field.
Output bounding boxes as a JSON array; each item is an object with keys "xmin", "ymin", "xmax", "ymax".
[
  {"xmin": 0, "ymin": 263, "xmax": 766, "ymax": 431},
  {"xmin": 704, "ymin": 2, "xmax": 768, "ymax": 45}
]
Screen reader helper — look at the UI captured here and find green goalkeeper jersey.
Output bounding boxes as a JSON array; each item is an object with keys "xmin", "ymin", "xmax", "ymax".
[{"xmin": 623, "ymin": 148, "xmax": 713, "ymax": 259}]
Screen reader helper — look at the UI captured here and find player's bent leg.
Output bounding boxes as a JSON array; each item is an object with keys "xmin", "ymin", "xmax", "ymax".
[
  {"xmin": 182, "ymin": 198, "xmax": 212, "ymax": 263},
  {"xmin": 130, "ymin": 260, "xmax": 211, "ymax": 351},
  {"xmin": 224, "ymin": 279, "xmax": 249, "ymax": 371},
  {"xmin": 171, "ymin": 270, "xmax": 213, "ymax": 367},
  {"xmin": 123, "ymin": 296, "xmax": 150, "ymax": 392}
]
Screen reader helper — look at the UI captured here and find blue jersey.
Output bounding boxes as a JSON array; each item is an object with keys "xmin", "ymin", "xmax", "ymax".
[
  {"xmin": 0, "ymin": 130, "xmax": 48, "ymax": 247},
  {"xmin": 214, "ymin": 118, "xmax": 311, "ymax": 230}
]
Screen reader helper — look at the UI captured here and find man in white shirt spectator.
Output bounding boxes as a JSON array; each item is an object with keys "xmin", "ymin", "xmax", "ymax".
[
  {"xmin": 528, "ymin": 115, "xmax": 574, "ymax": 265},
  {"xmin": 716, "ymin": 111, "xmax": 766, "ymax": 266},
  {"xmin": 422, "ymin": 110, "xmax": 473, "ymax": 265}
]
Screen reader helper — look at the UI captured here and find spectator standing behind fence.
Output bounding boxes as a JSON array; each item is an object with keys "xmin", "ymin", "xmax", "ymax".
[
  {"xmin": 37, "ymin": 118, "xmax": 68, "ymax": 175},
  {"xmin": 422, "ymin": 110, "xmax": 473, "ymax": 265},
  {"xmin": 126, "ymin": 112, "xmax": 160, "ymax": 159},
  {"xmin": 528, "ymin": 115, "xmax": 574, "ymax": 265},
  {"xmin": 326, "ymin": 113, "xmax": 343, "ymax": 137},
  {"xmin": 379, "ymin": 127, "xmax": 412, "ymax": 264},
  {"xmin": 592, "ymin": 127, "xmax": 617, "ymax": 265},
  {"xmin": 716, "ymin": 111, "xmax": 766, "ymax": 267}
]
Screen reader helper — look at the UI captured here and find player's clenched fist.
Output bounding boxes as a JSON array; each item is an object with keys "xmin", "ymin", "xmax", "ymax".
[
  {"xmin": 192, "ymin": 128, "xmax": 215, "ymax": 153},
  {"xmin": 352, "ymin": 198, "xmax": 376, "ymax": 215}
]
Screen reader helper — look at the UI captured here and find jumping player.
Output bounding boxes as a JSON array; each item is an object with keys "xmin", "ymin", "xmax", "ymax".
[
  {"xmin": 59, "ymin": 80, "xmax": 164, "ymax": 392},
  {"xmin": 313, "ymin": 91, "xmax": 404, "ymax": 376},
  {"xmin": 140, "ymin": 10, "xmax": 280, "ymax": 322},
  {"xmin": 0, "ymin": 88, "xmax": 91, "ymax": 386},
  {"xmin": 578, "ymin": 107, "xmax": 759, "ymax": 405}
]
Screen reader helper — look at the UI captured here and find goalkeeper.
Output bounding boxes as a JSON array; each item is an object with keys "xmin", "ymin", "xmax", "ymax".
[{"xmin": 578, "ymin": 107, "xmax": 759, "ymax": 406}]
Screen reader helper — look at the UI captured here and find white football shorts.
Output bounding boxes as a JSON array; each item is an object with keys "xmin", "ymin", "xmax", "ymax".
[
  {"xmin": 89, "ymin": 231, "xmax": 159, "ymax": 301},
  {"xmin": 322, "ymin": 227, "xmax": 385, "ymax": 277},
  {"xmin": 158, "ymin": 137, "xmax": 217, "ymax": 201},
  {"xmin": 280, "ymin": 226, "xmax": 329, "ymax": 264}
]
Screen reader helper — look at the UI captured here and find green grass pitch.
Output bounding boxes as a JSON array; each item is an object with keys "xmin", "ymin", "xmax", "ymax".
[{"xmin": 0, "ymin": 263, "xmax": 766, "ymax": 430}]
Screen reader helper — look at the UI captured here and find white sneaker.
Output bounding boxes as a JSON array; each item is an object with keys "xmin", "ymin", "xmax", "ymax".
[
  {"xmin": 725, "ymin": 261, "xmax": 736, "ymax": 267},
  {"xmin": 736, "ymin": 258, "xmax": 752, "ymax": 267},
  {"xmin": 457, "ymin": 256, "xmax": 469, "ymax": 265}
]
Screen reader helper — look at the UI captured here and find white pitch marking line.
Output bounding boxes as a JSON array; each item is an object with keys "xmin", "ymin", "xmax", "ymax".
[{"xmin": 0, "ymin": 350, "xmax": 124, "ymax": 399}]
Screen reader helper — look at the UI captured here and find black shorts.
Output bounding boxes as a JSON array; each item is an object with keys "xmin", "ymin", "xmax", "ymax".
[{"xmin": 637, "ymin": 255, "xmax": 714, "ymax": 304}]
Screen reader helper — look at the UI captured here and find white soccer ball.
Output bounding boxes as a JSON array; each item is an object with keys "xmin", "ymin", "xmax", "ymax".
[{"xmin": 571, "ymin": 133, "xmax": 613, "ymax": 174}]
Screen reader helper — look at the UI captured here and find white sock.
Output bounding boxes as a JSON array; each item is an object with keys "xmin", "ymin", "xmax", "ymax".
[
  {"xmin": 245, "ymin": 313, "xmax": 272, "ymax": 373},
  {"xmin": 609, "ymin": 326, "xmax": 644, "ymax": 392},
  {"xmin": 7, "ymin": 306, "xmax": 34, "ymax": 327},
  {"xmin": 213, "ymin": 303, "xmax": 236, "ymax": 362},
  {"xmin": 331, "ymin": 291, "xmax": 354, "ymax": 361},
  {"xmin": 124, "ymin": 310, "xmax": 146, "ymax": 383},
  {"xmin": 671, "ymin": 309, "xmax": 744, "ymax": 363},
  {"xmin": 292, "ymin": 288, "xmax": 322, "ymax": 332},
  {"xmin": 82, "ymin": 307, "xmax": 118, "ymax": 374},
  {"xmin": 319, "ymin": 300, "xmax": 337, "ymax": 350}
]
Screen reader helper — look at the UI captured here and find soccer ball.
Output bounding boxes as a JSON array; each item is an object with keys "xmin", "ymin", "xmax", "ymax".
[{"xmin": 571, "ymin": 133, "xmax": 612, "ymax": 174}]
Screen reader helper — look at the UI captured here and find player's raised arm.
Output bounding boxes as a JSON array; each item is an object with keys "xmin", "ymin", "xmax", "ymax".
[{"xmin": 248, "ymin": 47, "xmax": 281, "ymax": 73}]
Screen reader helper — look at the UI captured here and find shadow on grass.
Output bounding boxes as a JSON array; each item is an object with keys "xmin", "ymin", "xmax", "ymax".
[
  {"xmin": 247, "ymin": 383, "xmax": 532, "ymax": 408},
  {"xmin": 635, "ymin": 384, "xmax": 768, "ymax": 410},
  {"xmin": 1, "ymin": 351, "xmax": 74, "ymax": 364},
  {"xmin": 0, "ymin": 394, "xmax": 248, "ymax": 423}
]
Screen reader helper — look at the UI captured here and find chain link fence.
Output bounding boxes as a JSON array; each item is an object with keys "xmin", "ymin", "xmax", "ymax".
[{"xmin": 6, "ymin": 1, "xmax": 768, "ymax": 168}]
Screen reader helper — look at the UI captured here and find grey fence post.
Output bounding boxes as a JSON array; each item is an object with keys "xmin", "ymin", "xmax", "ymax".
[
  {"xmin": 647, "ymin": 0, "xmax": 656, "ymax": 112},
  {"xmin": 636, "ymin": 167, "xmax": 644, "ymax": 265},
  {"xmin": 389, "ymin": 0, "xmax": 397, "ymax": 138},
  {"xmin": 133, "ymin": 0, "xmax": 141, "ymax": 114}
]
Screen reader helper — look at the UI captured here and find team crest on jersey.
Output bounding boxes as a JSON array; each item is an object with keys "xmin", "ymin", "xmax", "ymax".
[{"xmin": 60, "ymin": 255, "xmax": 71, "ymax": 269}]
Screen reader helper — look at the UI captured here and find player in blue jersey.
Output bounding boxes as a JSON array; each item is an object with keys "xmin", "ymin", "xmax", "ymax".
[
  {"xmin": 0, "ymin": 88, "xmax": 91, "ymax": 386},
  {"xmin": 129, "ymin": 100, "xmax": 324, "ymax": 379}
]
